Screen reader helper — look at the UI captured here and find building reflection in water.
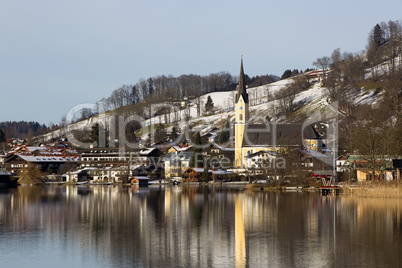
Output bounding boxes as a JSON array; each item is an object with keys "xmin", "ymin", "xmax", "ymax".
[
  {"xmin": 1, "ymin": 185, "xmax": 402, "ymax": 267},
  {"xmin": 235, "ymin": 195, "xmax": 246, "ymax": 268}
]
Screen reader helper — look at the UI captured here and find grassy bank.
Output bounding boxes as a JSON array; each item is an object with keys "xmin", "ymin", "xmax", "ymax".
[
  {"xmin": 246, "ymin": 181, "xmax": 402, "ymax": 198},
  {"xmin": 342, "ymin": 181, "xmax": 402, "ymax": 198}
]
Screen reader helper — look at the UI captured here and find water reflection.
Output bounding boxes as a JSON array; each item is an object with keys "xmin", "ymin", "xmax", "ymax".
[
  {"xmin": 235, "ymin": 195, "xmax": 246, "ymax": 268},
  {"xmin": 0, "ymin": 185, "xmax": 401, "ymax": 267}
]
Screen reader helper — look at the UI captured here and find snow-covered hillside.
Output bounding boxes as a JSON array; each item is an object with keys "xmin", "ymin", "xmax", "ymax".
[
  {"xmin": 364, "ymin": 56, "xmax": 402, "ymax": 80},
  {"xmin": 37, "ymin": 50, "xmax": 402, "ymax": 145},
  {"xmin": 39, "ymin": 72, "xmax": 383, "ymax": 144}
]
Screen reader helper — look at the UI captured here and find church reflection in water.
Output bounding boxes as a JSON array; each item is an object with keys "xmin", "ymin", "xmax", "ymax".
[
  {"xmin": 235, "ymin": 195, "xmax": 246, "ymax": 268},
  {"xmin": 1, "ymin": 185, "xmax": 402, "ymax": 267}
]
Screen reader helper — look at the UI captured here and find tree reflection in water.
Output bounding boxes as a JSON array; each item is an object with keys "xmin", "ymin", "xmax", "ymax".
[{"xmin": 0, "ymin": 185, "xmax": 401, "ymax": 268}]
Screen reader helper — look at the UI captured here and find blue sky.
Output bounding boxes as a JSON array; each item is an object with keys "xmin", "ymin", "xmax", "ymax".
[{"xmin": 1, "ymin": 0, "xmax": 401, "ymax": 125}]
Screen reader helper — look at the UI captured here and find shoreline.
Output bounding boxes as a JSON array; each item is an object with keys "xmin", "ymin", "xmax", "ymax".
[
  {"xmin": 11, "ymin": 180, "xmax": 402, "ymax": 198},
  {"xmin": 247, "ymin": 181, "xmax": 402, "ymax": 198}
]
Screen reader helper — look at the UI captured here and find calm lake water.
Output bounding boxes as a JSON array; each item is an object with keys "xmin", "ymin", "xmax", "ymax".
[{"xmin": 1, "ymin": 185, "xmax": 401, "ymax": 268}]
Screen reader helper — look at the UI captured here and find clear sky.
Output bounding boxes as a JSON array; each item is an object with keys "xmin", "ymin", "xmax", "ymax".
[{"xmin": 1, "ymin": 0, "xmax": 401, "ymax": 125}]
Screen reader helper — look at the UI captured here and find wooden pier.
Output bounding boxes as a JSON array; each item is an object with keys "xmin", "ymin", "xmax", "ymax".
[{"xmin": 319, "ymin": 186, "xmax": 342, "ymax": 195}]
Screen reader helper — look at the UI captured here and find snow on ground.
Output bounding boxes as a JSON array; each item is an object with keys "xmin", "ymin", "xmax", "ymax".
[
  {"xmin": 199, "ymin": 78, "xmax": 294, "ymax": 111},
  {"xmin": 38, "ymin": 53, "xmax": 402, "ymax": 143},
  {"xmin": 135, "ymin": 79, "xmax": 299, "ymax": 138},
  {"xmin": 40, "ymin": 71, "xmax": 385, "ymax": 143},
  {"xmin": 364, "ymin": 56, "xmax": 401, "ymax": 80},
  {"xmin": 141, "ymin": 78, "xmax": 295, "ymax": 125},
  {"xmin": 201, "ymin": 91, "xmax": 233, "ymax": 110},
  {"xmin": 40, "ymin": 77, "xmax": 327, "ymax": 141},
  {"xmin": 294, "ymin": 83, "xmax": 325, "ymax": 104},
  {"xmin": 352, "ymin": 88, "xmax": 380, "ymax": 106}
]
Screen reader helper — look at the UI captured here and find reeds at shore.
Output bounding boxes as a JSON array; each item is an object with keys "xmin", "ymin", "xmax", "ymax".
[{"xmin": 342, "ymin": 181, "xmax": 402, "ymax": 198}]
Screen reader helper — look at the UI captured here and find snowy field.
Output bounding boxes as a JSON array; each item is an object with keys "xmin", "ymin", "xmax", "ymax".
[
  {"xmin": 39, "ymin": 77, "xmax": 336, "ymax": 142},
  {"xmin": 40, "ymin": 68, "xmax": 387, "ymax": 143}
]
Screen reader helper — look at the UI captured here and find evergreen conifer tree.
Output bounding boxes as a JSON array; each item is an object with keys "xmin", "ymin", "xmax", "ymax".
[
  {"xmin": 154, "ymin": 123, "xmax": 166, "ymax": 142},
  {"xmin": 90, "ymin": 123, "xmax": 100, "ymax": 145},
  {"xmin": 205, "ymin": 96, "xmax": 214, "ymax": 113},
  {"xmin": 190, "ymin": 132, "xmax": 203, "ymax": 167},
  {"xmin": 148, "ymin": 78, "xmax": 154, "ymax": 95},
  {"xmin": 373, "ymin": 24, "xmax": 383, "ymax": 48},
  {"xmin": 0, "ymin": 129, "xmax": 5, "ymax": 143},
  {"xmin": 281, "ymin": 69, "xmax": 292, "ymax": 80},
  {"xmin": 171, "ymin": 124, "xmax": 179, "ymax": 142},
  {"xmin": 202, "ymin": 165, "xmax": 210, "ymax": 182},
  {"xmin": 218, "ymin": 117, "xmax": 230, "ymax": 143}
]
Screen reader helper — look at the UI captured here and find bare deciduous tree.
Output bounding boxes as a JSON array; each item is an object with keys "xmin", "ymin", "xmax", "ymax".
[
  {"xmin": 352, "ymin": 105, "xmax": 388, "ymax": 179},
  {"xmin": 313, "ymin": 56, "xmax": 332, "ymax": 80}
]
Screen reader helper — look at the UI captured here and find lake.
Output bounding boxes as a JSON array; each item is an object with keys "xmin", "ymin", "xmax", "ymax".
[{"xmin": 1, "ymin": 184, "xmax": 401, "ymax": 268}]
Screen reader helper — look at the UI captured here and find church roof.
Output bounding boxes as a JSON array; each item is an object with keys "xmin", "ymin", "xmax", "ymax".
[
  {"xmin": 235, "ymin": 58, "xmax": 248, "ymax": 103},
  {"xmin": 241, "ymin": 124, "xmax": 319, "ymax": 147}
]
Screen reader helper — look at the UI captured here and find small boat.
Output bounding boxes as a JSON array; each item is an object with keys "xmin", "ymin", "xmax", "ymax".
[
  {"xmin": 72, "ymin": 181, "xmax": 88, "ymax": 185},
  {"xmin": 89, "ymin": 181, "xmax": 112, "ymax": 185}
]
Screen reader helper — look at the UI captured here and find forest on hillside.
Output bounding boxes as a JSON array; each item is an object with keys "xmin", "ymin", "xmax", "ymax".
[
  {"xmin": 312, "ymin": 20, "xmax": 402, "ymax": 159},
  {"xmin": 23, "ymin": 20, "xmax": 402, "ymax": 162},
  {"xmin": 79, "ymin": 20, "xmax": 401, "ymax": 125},
  {"xmin": 62, "ymin": 20, "xmax": 402, "ymax": 157},
  {"xmin": 0, "ymin": 121, "xmax": 49, "ymax": 140},
  {"xmin": 263, "ymin": 20, "xmax": 402, "ymax": 161},
  {"xmin": 90, "ymin": 73, "xmax": 279, "ymax": 118}
]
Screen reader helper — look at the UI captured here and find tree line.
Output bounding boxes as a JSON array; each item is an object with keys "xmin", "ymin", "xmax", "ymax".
[
  {"xmin": 99, "ymin": 72, "xmax": 237, "ymax": 113},
  {"xmin": 76, "ymin": 72, "xmax": 278, "ymax": 119},
  {"xmin": 280, "ymin": 68, "xmax": 314, "ymax": 80},
  {"xmin": 0, "ymin": 121, "xmax": 49, "ymax": 140},
  {"xmin": 60, "ymin": 19, "xmax": 401, "ymax": 158}
]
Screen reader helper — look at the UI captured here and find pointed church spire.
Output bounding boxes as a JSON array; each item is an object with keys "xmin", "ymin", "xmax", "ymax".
[{"xmin": 236, "ymin": 56, "xmax": 248, "ymax": 103}]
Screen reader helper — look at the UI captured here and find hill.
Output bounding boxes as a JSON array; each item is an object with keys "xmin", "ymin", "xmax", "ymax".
[
  {"xmin": 37, "ymin": 20, "xmax": 402, "ymax": 155},
  {"xmin": 37, "ymin": 73, "xmax": 374, "ymax": 145}
]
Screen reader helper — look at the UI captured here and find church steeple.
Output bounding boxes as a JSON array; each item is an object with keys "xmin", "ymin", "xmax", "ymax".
[
  {"xmin": 234, "ymin": 55, "xmax": 249, "ymax": 168},
  {"xmin": 236, "ymin": 57, "xmax": 248, "ymax": 103}
]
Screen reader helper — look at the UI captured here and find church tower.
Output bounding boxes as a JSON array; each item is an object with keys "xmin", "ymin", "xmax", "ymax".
[{"xmin": 235, "ymin": 57, "xmax": 249, "ymax": 168}]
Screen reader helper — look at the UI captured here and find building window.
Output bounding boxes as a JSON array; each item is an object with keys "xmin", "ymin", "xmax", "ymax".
[{"xmin": 239, "ymin": 114, "xmax": 243, "ymax": 122}]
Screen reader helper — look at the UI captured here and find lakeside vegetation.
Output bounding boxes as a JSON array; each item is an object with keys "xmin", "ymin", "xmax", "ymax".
[
  {"xmin": 341, "ymin": 181, "xmax": 402, "ymax": 198},
  {"xmin": 245, "ymin": 180, "xmax": 402, "ymax": 198}
]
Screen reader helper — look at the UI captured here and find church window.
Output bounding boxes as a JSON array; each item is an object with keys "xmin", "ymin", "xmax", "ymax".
[{"xmin": 239, "ymin": 114, "xmax": 243, "ymax": 122}]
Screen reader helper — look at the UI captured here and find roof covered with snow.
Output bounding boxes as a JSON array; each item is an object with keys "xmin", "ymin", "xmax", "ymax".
[{"xmin": 16, "ymin": 153, "xmax": 79, "ymax": 163}]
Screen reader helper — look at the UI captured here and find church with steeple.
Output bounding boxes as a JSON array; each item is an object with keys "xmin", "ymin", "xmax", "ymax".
[
  {"xmin": 234, "ymin": 57, "xmax": 249, "ymax": 167},
  {"xmin": 233, "ymin": 57, "xmax": 322, "ymax": 169}
]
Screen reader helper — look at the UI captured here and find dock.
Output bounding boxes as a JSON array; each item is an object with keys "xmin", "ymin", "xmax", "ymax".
[{"xmin": 319, "ymin": 186, "xmax": 342, "ymax": 195}]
